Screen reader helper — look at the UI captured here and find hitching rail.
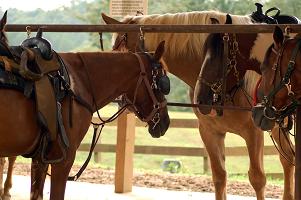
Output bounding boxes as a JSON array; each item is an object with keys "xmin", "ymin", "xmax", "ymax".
[
  {"xmin": 4, "ymin": 23, "xmax": 301, "ymax": 198},
  {"xmin": 167, "ymin": 102, "xmax": 252, "ymax": 111},
  {"xmin": 4, "ymin": 24, "xmax": 301, "ymax": 33}
]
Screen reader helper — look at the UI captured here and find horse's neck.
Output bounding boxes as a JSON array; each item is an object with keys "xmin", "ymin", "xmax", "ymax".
[
  {"xmin": 248, "ymin": 33, "xmax": 274, "ymax": 70},
  {"xmin": 62, "ymin": 52, "xmax": 140, "ymax": 110},
  {"xmin": 163, "ymin": 55, "xmax": 203, "ymax": 88}
]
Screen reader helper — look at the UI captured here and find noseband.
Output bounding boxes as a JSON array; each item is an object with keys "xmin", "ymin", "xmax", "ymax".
[
  {"xmin": 121, "ymin": 52, "xmax": 167, "ymax": 127},
  {"xmin": 261, "ymin": 38, "xmax": 301, "ymax": 124}
]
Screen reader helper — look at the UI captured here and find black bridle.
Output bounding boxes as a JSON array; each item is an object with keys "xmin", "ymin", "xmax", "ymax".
[
  {"xmin": 197, "ymin": 33, "xmax": 242, "ymax": 113},
  {"xmin": 261, "ymin": 38, "xmax": 301, "ymax": 125}
]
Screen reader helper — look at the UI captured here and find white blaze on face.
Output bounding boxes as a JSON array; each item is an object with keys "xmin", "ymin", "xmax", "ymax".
[{"xmin": 250, "ymin": 33, "xmax": 273, "ymax": 63}]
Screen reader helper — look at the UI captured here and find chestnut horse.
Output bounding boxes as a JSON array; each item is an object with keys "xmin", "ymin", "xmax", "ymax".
[
  {"xmin": 252, "ymin": 26, "xmax": 301, "ymax": 132},
  {"xmin": 193, "ymin": 15, "xmax": 295, "ymax": 199},
  {"xmin": 0, "ymin": 13, "xmax": 170, "ymax": 199},
  {"xmin": 102, "ymin": 11, "xmax": 294, "ymax": 199}
]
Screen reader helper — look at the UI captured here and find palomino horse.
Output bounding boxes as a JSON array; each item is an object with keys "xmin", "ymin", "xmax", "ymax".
[
  {"xmin": 0, "ymin": 11, "xmax": 18, "ymax": 200},
  {"xmin": 102, "ymin": 11, "xmax": 294, "ymax": 199},
  {"xmin": 0, "ymin": 13, "xmax": 170, "ymax": 200},
  {"xmin": 193, "ymin": 15, "xmax": 295, "ymax": 199}
]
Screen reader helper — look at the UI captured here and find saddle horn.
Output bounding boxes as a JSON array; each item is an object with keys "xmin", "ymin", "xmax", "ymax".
[{"xmin": 21, "ymin": 27, "xmax": 53, "ymax": 60}]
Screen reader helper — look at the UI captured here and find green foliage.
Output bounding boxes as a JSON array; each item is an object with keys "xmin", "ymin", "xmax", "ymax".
[
  {"xmin": 265, "ymin": 0, "xmax": 301, "ymax": 19},
  {"xmin": 0, "ymin": 8, "xmax": 90, "ymax": 51}
]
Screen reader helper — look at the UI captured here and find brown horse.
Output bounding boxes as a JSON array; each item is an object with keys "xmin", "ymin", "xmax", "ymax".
[
  {"xmin": 102, "ymin": 11, "xmax": 294, "ymax": 200},
  {"xmin": 252, "ymin": 26, "xmax": 301, "ymax": 131},
  {"xmin": 0, "ymin": 13, "xmax": 170, "ymax": 200},
  {"xmin": 0, "ymin": 11, "xmax": 18, "ymax": 200},
  {"xmin": 193, "ymin": 15, "xmax": 295, "ymax": 199}
]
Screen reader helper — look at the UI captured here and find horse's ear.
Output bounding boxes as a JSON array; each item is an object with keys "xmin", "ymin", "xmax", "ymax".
[
  {"xmin": 210, "ymin": 18, "xmax": 220, "ymax": 24},
  {"xmin": 273, "ymin": 26, "xmax": 284, "ymax": 49},
  {"xmin": 225, "ymin": 14, "xmax": 232, "ymax": 24},
  {"xmin": 101, "ymin": 13, "xmax": 123, "ymax": 24},
  {"xmin": 0, "ymin": 11, "xmax": 7, "ymax": 30},
  {"xmin": 153, "ymin": 41, "xmax": 165, "ymax": 61}
]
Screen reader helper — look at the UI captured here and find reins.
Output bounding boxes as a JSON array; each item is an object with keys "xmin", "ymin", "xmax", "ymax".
[{"xmin": 67, "ymin": 51, "xmax": 166, "ymax": 181}]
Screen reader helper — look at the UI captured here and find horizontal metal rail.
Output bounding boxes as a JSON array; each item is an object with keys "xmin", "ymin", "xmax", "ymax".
[{"xmin": 4, "ymin": 24, "xmax": 301, "ymax": 33}]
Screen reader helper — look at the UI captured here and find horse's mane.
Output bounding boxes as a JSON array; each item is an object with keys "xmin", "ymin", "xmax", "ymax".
[
  {"xmin": 116, "ymin": 11, "xmax": 253, "ymax": 58},
  {"xmin": 243, "ymin": 70, "xmax": 261, "ymax": 100}
]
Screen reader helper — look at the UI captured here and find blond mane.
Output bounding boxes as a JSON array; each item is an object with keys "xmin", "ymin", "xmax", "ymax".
[
  {"xmin": 243, "ymin": 70, "xmax": 261, "ymax": 102},
  {"xmin": 117, "ymin": 11, "xmax": 253, "ymax": 58}
]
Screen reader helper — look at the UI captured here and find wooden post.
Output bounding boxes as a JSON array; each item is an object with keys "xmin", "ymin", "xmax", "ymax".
[
  {"xmin": 203, "ymin": 156, "xmax": 209, "ymax": 174},
  {"xmin": 114, "ymin": 111, "xmax": 136, "ymax": 193},
  {"xmin": 93, "ymin": 138, "xmax": 101, "ymax": 163},
  {"xmin": 295, "ymin": 107, "xmax": 301, "ymax": 200},
  {"xmin": 93, "ymin": 152, "xmax": 101, "ymax": 163}
]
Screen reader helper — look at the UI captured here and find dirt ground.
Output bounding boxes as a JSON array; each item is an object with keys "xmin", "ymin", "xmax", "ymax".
[{"xmin": 8, "ymin": 163, "xmax": 284, "ymax": 199}]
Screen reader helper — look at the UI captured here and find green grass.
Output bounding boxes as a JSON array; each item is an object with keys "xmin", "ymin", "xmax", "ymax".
[{"xmin": 16, "ymin": 103, "xmax": 287, "ymax": 186}]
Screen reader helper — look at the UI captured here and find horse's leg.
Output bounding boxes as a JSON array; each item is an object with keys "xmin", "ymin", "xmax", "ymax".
[
  {"xmin": 0, "ymin": 158, "xmax": 5, "ymax": 196},
  {"xmin": 2, "ymin": 156, "xmax": 17, "ymax": 200},
  {"xmin": 241, "ymin": 127, "xmax": 266, "ymax": 200},
  {"xmin": 190, "ymin": 88, "xmax": 227, "ymax": 199},
  {"xmin": 30, "ymin": 159, "xmax": 48, "ymax": 200},
  {"xmin": 271, "ymin": 127, "xmax": 295, "ymax": 200},
  {"xmin": 199, "ymin": 125, "xmax": 227, "ymax": 200},
  {"xmin": 48, "ymin": 150, "xmax": 76, "ymax": 200}
]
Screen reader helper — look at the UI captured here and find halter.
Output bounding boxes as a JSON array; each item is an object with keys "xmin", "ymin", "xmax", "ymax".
[
  {"xmin": 112, "ymin": 33, "xmax": 128, "ymax": 51},
  {"xmin": 121, "ymin": 52, "xmax": 167, "ymax": 127},
  {"xmin": 198, "ymin": 33, "xmax": 241, "ymax": 103},
  {"xmin": 112, "ymin": 27, "xmax": 146, "ymax": 52},
  {"xmin": 262, "ymin": 37, "xmax": 301, "ymax": 125}
]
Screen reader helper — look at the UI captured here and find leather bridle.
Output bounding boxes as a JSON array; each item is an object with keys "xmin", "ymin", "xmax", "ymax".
[
  {"xmin": 198, "ymin": 33, "xmax": 241, "ymax": 103},
  {"xmin": 120, "ymin": 52, "xmax": 167, "ymax": 127},
  {"xmin": 261, "ymin": 37, "xmax": 301, "ymax": 124},
  {"xmin": 112, "ymin": 33, "xmax": 128, "ymax": 51}
]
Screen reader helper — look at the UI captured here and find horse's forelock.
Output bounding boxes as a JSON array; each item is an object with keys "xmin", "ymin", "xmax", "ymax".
[{"xmin": 203, "ymin": 33, "xmax": 223, "ymax": 59}]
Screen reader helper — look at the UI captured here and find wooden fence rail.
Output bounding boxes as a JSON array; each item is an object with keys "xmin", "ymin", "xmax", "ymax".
[{"xmin": 78, "ymin": 116, "xmax": 281, "ymax": 177}]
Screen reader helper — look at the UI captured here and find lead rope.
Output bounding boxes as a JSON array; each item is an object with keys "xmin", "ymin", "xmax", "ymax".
[
  {"xmin": 66, "ymin": 54, "xmax": 134, "ymax": 181},
  {"xmin": 268, "ymin": 127, "xmax": 295, "ymax": 166},
  {"xmin": 67, "ymin": 103, "xmax": 131, "ymax": 181}
]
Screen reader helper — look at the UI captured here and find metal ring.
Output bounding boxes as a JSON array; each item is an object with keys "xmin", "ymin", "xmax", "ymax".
[
  {"xmin": 25, "ymin": 26, "xmax": 31, "ymax": 38},
  {"xmin": 263, "ymin": 106, "xmax": 277, "ymax": 120}
]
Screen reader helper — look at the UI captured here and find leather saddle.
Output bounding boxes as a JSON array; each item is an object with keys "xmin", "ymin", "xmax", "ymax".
[
  {"xmin": 0, "ymin": 32, "xmax": 69, "ymax": 163},
  {"xmin": 250, "ymin": 3, "xmax": 301, "ymax": 24}
]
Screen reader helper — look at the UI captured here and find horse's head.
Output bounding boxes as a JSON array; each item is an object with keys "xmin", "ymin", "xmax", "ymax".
[
  {"xmin": 102, "ymin": 13, "xmax": 145, "ymax": 52},
  {"xmin": 0, "ymin": 11, "xmax": 8, "ymax": 45},
  {"xmin": 120, "ymin": 41, "xmax": 170, "ymax": 138},
  {"xmin": 194, "ymin": 14, "xmax": 260, "ymax": 116},
  {"xmin": 252, "ymin": 26, "xmax": 301, "ymax": 131},
  {"xmin": 193, "ymin": 15, "xmax": 233, "ymax": 115}
]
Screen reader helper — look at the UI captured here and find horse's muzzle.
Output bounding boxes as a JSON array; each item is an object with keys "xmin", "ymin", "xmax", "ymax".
[
  {"xmin": 252, "ymin": 104, "xmax": 275, "ymax": 131},
  {"xmin": 148, "ymin": 114, "xmax": 170, "ymax": 138}
]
